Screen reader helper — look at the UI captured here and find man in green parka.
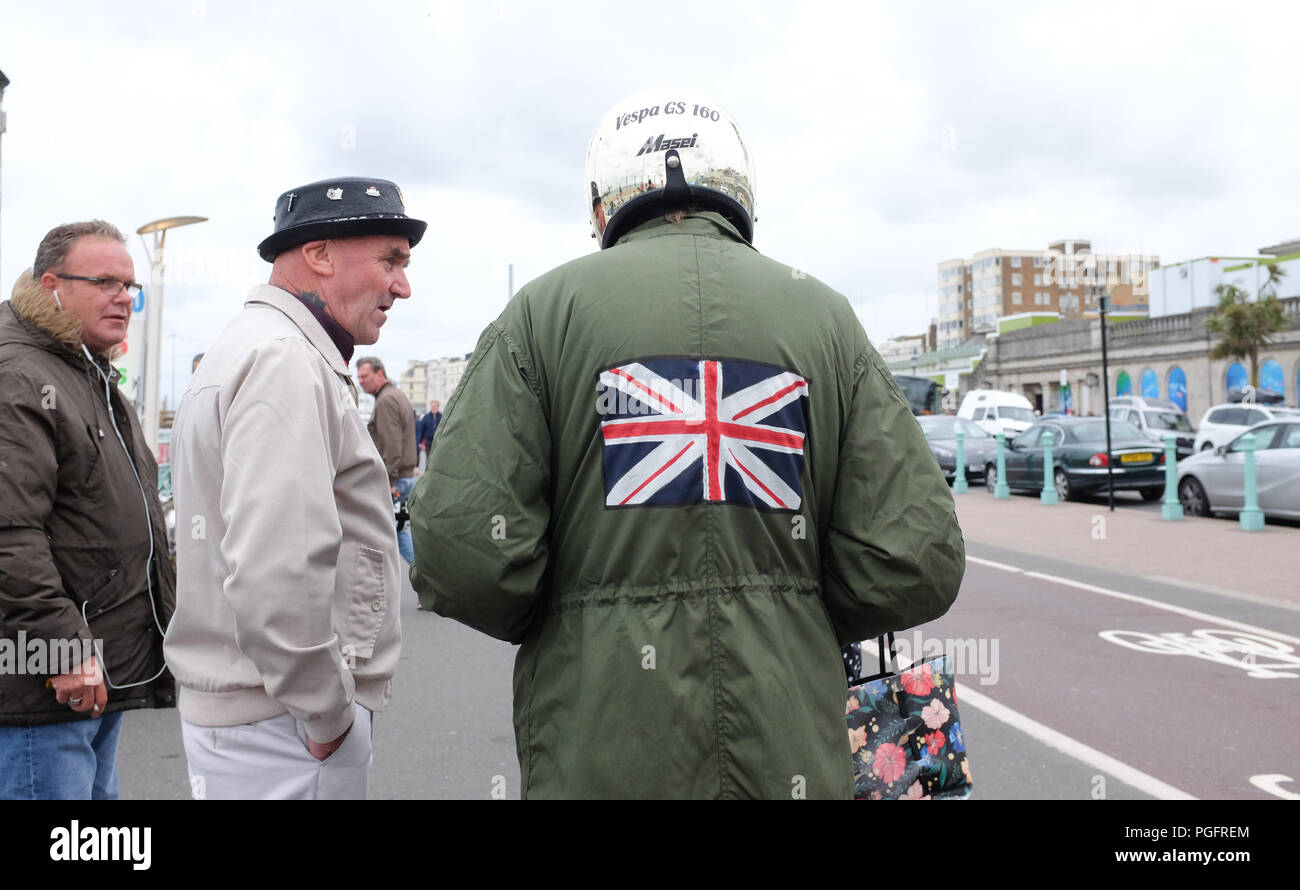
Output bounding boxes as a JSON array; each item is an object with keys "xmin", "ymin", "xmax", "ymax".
[{"xmin": 409, "ymin": 89, "xmax": 964, "ymax": 799}]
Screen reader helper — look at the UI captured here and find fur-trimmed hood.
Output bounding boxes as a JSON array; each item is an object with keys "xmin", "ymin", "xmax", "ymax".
[{"xmin": 5, "ymin": 268, "xmax": 121, "ymax": 361}]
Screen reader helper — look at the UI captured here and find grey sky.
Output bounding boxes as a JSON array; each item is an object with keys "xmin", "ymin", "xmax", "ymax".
[{"xmin": 2, "ymin": 0, "xmax": 1298, "ymax": 409}]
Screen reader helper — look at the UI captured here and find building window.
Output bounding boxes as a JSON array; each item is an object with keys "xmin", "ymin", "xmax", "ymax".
[
  {"xmin": 1012, "ymin": 291, "xmax": 1022, "ymax": 304},
  {"xmin": 1034, "ymin": 274, "xmax": 1042, "ymax": 286},
  {"xmin": 1011, "ymin": 274, "xmax": 1022, "ymax": 285},
  {"xmin": 1033, "ymin": 256, "xmax": 1042, "ymax": 267},
  {"xmin": 1012, "ymin": 257, "xmax": 1021, "ymax": 267}
]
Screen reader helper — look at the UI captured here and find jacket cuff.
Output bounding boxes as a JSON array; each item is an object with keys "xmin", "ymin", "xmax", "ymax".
[{"xmin": 303, "ymin": 705, "xmax": 355, "ymax": 745}]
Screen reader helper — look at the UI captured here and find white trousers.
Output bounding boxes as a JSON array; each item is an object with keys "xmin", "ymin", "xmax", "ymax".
[{"xmin": 181, "ymin": 703, "xmax": 373, "ymax": 800}]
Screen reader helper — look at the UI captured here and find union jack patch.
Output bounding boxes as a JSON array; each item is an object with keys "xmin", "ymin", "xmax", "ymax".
[{"xmin": 597, "ymin": 357, "xmax": 810, "ymax": 510}]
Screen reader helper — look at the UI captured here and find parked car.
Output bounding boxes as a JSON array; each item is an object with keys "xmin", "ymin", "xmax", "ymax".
[
  {"xmin": 1228, "ymin": 386, "xmax": 1285, "ymax": 405},
  {"xmin": 1192, "ymin": 403, "xmax": 1300, "ymax": 452},
  {"xmin": 958, "ymin": 389, "xmax": 1036, "ymax": 440},
  {"xmin": 917, "ymin": 415, "xmax": 997, "ymax": 483},
  {"xmin": 1109, "ymin": 395, "xmax": 1183, "ymax": 412},
  {"xmin": 1107, "ymin": 405, "xmax": 1196, "ymax": 459},
  {"xmin": 1176, "ymin": 421, "xmax": 1300, "ymax": 520},
  {"xmin": 983, "ymin": 417, "xmax": 1168, "ymax": 501}
]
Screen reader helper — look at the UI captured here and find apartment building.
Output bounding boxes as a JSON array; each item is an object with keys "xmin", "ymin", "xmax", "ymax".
[
  {"xmin": 425, "ymin": 354, "xmax": 471, "ymax": 407},
  {"xmin": 936, "ymin": 239, "xmax": 1158, "ymax": 351},
  {"xmin": 398, "ymin": 360, "xmax": 429, "ymax": 409},
  {"xmin": 877, "ymin": 332, "xmax": 930, "ymax": 364}
]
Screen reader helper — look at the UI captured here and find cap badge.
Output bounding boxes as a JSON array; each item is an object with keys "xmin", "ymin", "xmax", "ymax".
[
  {"xmin": 326, "ymin": 187, "xmax": 343, "ymax": 200},
  {"xmin": 285, "ymin": 192, "xmax": 298, "ymax": 212},
  {"xmin": 366, "ymin": 186, "xmax": 381, "ymax": 197}
]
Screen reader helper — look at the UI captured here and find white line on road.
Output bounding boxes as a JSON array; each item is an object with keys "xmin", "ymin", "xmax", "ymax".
[
  {"xmin": 1249, "ymin": 774, "xmax": 1300, "ymax": 800},
  {"xmin": 1142, "ymin": 574, "xmax": 1300, "ymax": 615},
  {"xmin": 862, "ymin": 639, "xmax": 1198, "ymax": 800},
  {"xmin": 957, "ymin": 684, "xmax": 1198, "ymax": 800},
  {"xmin": 966, "ymin": 555, "xmax": 1025, "ymax": 574},
  {"xmin": 966, "ymin": 556, "xmax": 1300, "ymax": 647}
]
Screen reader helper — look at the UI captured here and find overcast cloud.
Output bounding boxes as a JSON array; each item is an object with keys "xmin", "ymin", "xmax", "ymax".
[{"xmin": 2, "ymin": 0, "xmax": 1298, "ymax": 408}]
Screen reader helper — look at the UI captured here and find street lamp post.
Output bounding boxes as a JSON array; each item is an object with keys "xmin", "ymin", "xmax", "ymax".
[
  {"xmin": 1099, "ymin": 294, "xmax": 1115, "ymax": 511},
  {"xmin": 0, "ymin": 70, "xmax": 10, "ymax": 275},
  {"xmin": 136, "ymin": 216, "xmax": 207, "ymax": 457}
]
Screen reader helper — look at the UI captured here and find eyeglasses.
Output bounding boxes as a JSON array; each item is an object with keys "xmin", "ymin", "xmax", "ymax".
[{"xmin": 55, "ymin": 274, "xmax": 144, "ymax": 298}]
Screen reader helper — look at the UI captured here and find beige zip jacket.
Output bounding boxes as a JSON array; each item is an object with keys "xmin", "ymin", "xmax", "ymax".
[{"xmin": 164, "ymin": 285, "xmax": 401, "ymax": 743}]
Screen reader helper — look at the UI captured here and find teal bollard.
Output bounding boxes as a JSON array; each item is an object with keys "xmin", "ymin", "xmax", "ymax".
[
  {"xmin": 1161, "ymin": 433, "xmax": 1183, "ymax": 520},
  {"xmin": 995, "ymin": 432, "xmax": 1010, "ymax": 499},
  {"xmin": 1239, "ymin": 432, "xmax": 1264, "ymax": 531},
  {"xmin": 953, "ymin": 429, "xmax": 968, "ymax": 494},
  {"xmin": 1040, "ymin": 430, "xmax": 1058, "ymax": 505}
]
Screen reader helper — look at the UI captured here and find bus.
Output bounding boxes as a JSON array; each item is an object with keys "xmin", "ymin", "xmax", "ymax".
[{"xmin": 893, "ymin": 374, "xmax": 944, "ymax": 416}]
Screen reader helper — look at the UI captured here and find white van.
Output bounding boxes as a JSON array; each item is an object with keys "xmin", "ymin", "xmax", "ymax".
[{"xmin": 957, "ymin": 390, "xmax": 1036, "ymax": 440}]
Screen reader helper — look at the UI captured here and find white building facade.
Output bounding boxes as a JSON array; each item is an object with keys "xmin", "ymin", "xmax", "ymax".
[
  {"xmin": 425, "ymin": 355, "xmax": 470, "ymax": 408},
  {"xmin": 1149, "ymin": 254, "xmax": 1300, "ymax": 317}
]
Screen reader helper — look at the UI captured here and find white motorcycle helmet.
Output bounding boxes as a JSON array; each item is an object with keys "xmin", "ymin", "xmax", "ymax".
[{"xmin": 585, "ymin": 88, "xmax": 756, "ymax": 250}]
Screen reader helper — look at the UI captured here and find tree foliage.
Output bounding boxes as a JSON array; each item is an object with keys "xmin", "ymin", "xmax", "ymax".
[{"xmin": 1204, "ymin": 263, "xmax": 1289, "ymax": 388}]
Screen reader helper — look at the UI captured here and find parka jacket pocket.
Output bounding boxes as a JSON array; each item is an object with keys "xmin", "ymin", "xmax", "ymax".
[
  {"xmin": 77, "ymin": 423, "xmax": 107, "ymax": 492},
  {"xmin": 79, "ymin": 560, "xmax": 138, "ymax": 618},
  {"xmin": 339, "ymin": 545, "xmax": 386, "ymax": 660},
  {"xmin": 52, "ymin": 554, "xmax": 131, "ymax": 616}
]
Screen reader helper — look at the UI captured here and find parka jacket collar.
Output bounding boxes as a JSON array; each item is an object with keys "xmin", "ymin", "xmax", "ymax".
[
  {"xmin": 3, "ymin": 271, "xmax": 121, "ymax": 380},
  {"xmin": 245, "ymin": 284, "xmax": 351, "ymax": 377},
  {"xmin": 614, "ymin": 211, "xmax": 758, "ymax": 250}
]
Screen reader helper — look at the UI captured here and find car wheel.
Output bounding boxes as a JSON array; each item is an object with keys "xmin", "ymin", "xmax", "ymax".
[
  {"xmin": 1140, "ymin": 487, "xmax": 1163, "ymax": 502},
  {"xmin": 1054, "ymin": 469, "xmax": 1072, "ymax": 501},
  {"xmin": 1179, "ymin": 477, "xmax": 1210, "ymax": 517},
  {"xmin": 1200, "ymin": 441, "xmax": 1214, "ymax": 452}
]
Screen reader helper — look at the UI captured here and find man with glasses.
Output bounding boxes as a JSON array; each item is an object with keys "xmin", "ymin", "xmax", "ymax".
[{"xmin": 0, "ymin": 221, "xmax": 175, "ymax": 799}]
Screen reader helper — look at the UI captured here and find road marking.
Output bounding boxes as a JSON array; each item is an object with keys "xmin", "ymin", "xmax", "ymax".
[
  {"xmin": 1249, "ymin": 774, "xmax": 1300, "ymax": 800},
  {"xmin": 966, "ymin": 555, "xmax": 1025, "ymax": 574},
  {"xmin": 958, "ymin": 684, "xmax": 1198, "ymax": 800},
  {"xmin": 861, "ymin": 640, "xmax": 1197, "ymax": 800},
  {"xmin": 965, "ymin": 556, "xmax": 1300, "ymax": 647},
  {"xmin": 1142, "ymin": 574, "xmax": 1300, "ymax": 614},
  {"xmin": 1098, "ymin": 629, "xmax": 1300, "ymax": 678}
]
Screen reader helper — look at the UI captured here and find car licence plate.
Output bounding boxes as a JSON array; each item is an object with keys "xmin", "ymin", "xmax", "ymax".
[{"xmin": 1121, "ymin": 452, "xmax": 1154, "ymax": 464}]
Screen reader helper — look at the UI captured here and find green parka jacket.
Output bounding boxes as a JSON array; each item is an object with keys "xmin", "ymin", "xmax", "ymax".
[{"xmin": 409, "ymin": 213, "xmax": 964, "ymax": 798}]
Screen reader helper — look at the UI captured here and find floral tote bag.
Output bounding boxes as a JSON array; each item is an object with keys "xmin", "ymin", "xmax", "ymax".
[{"xmin": 843, "ymin": 634, "xmax": 972, "ymax": 800}]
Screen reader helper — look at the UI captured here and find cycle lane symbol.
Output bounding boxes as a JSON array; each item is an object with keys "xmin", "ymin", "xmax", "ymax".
[
  {"xmin": 1097, "ymin": 628, "xmax": 1300, "ymax": 679},
  {"xmin": 1101, "ymin": 628, "xmax": 1300, "ymax": 798}
]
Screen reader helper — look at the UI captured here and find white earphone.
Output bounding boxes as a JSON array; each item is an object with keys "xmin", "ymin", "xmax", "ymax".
[{"xmin": 53, "ymin": 288, "xmax": 63, "ymax": 310}]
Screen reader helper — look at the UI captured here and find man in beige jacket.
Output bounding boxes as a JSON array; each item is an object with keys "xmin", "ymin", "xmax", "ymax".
[{"xmin": 165, "ymin": 178, "xmax": 425, "ymax": 799}]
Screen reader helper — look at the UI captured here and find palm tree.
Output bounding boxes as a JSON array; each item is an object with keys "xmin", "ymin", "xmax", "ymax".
[{"xmin": 1204, "ymin": 263, "xmax": 1289, "ymax": 389}]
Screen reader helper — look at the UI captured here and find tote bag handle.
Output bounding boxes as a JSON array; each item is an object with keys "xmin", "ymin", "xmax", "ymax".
[{"xmin": 852, "ymin": 632, "xmax": 898, "ymax": 685}]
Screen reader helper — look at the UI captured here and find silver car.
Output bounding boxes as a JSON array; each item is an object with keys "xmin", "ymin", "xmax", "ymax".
[{"xmin": 1176, "ymin": 421, "xmax": 1300, "ymax": 520}]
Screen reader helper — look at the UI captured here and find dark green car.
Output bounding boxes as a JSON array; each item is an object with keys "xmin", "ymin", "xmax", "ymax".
[{"xmin": 984, "ymin": 417, "xmax": 1168, "ymax": 501}]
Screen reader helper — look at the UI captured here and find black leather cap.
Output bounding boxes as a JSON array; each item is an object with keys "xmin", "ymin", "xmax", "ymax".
[{"xmin": 257, "ymin": 177, "xmax": 427, "ymax": 262}]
